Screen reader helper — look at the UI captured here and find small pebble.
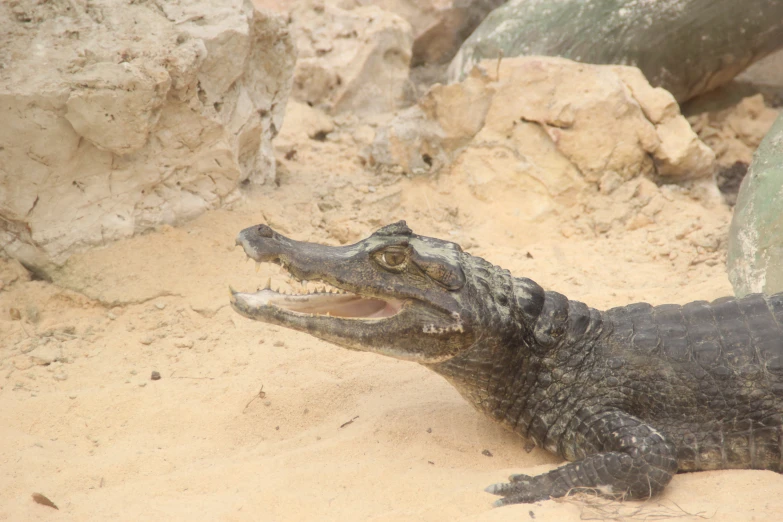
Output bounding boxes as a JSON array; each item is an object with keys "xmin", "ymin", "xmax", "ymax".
[
  {"xmin": 273, "ymin": 340, "xmax": 285, "ymax": 347},
  {"xmin": 52, "ymin": 372, "xmax": 68, "ymax": 381},
  {"xmin": 175, "ymin": 339, "xmax": 194, "ymax": 349},
  {"xmin": 155, "ymin": 303, "xmax": 166, "ymax": 310},
  {"xmin": 139, "ymin": 335, "xmax": 154, "ymax": 345},
  {"xmin": 69, "ymin": 394, "xmax": 77, "ymax": 400},
  {"xmin": 482, "ymin": 449, "xmax": 493, "ymax": 457},
  {"xmin": 150, "ymin": 371, "xmax": 161, "ymax": 381}
]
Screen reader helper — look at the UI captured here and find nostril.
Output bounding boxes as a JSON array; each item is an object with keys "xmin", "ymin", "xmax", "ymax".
[{"xmin": 256, "ymin": 224, "xmax": 275, "ymax": 238}]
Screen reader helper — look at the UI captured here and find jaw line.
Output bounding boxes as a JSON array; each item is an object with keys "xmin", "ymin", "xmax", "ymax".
[
  {"xmin": 229, "ymin": 261, "xmax": 468, "ymax": 362},
  {"xmin": 229, "ymin": 288, "xmax": 406, "ymax": 321},
  {"xmin": 229, "ymin": 291, "xmax": 463, "ymax": 363}
]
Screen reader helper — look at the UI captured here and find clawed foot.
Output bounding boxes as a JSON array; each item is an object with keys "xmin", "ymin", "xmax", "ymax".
[{"xmin": 485, "ymin": 473, "xmax": 551, "ymax": 507}]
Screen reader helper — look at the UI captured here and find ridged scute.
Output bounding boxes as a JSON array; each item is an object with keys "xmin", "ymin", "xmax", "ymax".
[{"xmin": 605, "ymin": 293, "xmax": 783, "ymax": 377}]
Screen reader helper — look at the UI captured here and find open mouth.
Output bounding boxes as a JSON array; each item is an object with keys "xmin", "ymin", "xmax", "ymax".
[{"xmin": 231, "ymin": 263, "xmax": 405, "ymax": 320}]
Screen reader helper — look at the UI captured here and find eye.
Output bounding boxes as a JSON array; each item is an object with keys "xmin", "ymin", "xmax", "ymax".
[
  {"xmin": 374, "ymin": 246, "xmax": 409, "ymax": 271},
  {"xmin": 382, "ymin": 251, "xmax": 406, "ymax": 267}
]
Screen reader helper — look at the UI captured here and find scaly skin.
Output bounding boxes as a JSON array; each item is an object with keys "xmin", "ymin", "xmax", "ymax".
[{"xmin": 230, "ymin": 221, "xmax": 783, "ymax": 506}]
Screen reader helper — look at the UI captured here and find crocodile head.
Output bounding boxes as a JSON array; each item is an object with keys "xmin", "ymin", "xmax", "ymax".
[{"xmin": 230, "ymin": 221, "xmax": 484, "ymax": 363}]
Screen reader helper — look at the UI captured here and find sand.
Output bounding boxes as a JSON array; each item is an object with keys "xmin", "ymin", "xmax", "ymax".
[{"xmin": 3, "ymin": 60, "xmax": 783, "ymax": 522}]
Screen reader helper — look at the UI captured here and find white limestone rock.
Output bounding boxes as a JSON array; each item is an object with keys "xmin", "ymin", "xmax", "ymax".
[
  {"xmin": 371, "ymin": 57, "xmax": 717, "ymax": 198},
  {"xmin": 290, "ymin": 2, "xmax": 413, "ymax": 114},
  {"xmin": 0, "ymin": 0, "xmax": 296, "ymax": 275}
]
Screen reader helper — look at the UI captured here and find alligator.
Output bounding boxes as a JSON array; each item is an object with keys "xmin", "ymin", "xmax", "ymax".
[{"xmin": 230, "ymin": 221, "xmax": 783, "ymax": 506}]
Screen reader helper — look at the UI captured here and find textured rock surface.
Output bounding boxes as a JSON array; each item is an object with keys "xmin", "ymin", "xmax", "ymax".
[
  {"xmin": 330, "ymin": 0, "xmax": 502, "ymax": 66},
  {"xmin": 727, "ymin": 113, "xmax": 783, "ymax": 296},
  {"xmin": 371, "ymin": 57, "xmax": 717, "ymax": 200},
  {"xmin": 448, "ymin": 0, "xmax": 783, "ymax": 103},
  {"xmin": 290, "ymin": 2, "xmax": 412, "ymax": 114},
  {"xmin": 690, "ymin": 95, "xmax": 781, "ymax": 170},
  {"xmin": 0, "ymin": 0, "xmax": 295, "ymax": 274},
  {"xmin": 689, "ymin": 95, "xmax": 780, "ymax": 204}
]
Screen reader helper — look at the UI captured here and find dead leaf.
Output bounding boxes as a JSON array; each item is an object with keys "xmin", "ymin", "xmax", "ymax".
[{"xmin": 31, "ymin": 492, "xmax": 59, "ymax": 510}]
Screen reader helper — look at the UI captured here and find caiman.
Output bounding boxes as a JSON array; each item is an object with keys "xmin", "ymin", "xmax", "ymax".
[{"xmin": 230, "ymin": 221, "xmax": 783, "ymax": 506}]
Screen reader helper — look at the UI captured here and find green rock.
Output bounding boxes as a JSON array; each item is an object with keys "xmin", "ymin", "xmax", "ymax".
[
  {"xmin": 448, "ymin": 0, "xmax": 783, "ymax": 103},
  {"xmin": 727, "ymin": 113, "xmax": 783, "ymax": 296}
]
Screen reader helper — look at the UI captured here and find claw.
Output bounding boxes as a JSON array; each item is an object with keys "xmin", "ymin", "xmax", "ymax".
[
  {"xmin": 485, "ymin": 482, "xmax": 515, "ymax": 496},
  {"xmin": 485, "ymin": 483, "xmax": 504, "ymax": 495}
]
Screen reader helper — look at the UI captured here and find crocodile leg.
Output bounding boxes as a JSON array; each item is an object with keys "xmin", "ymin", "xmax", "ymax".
[{"xmin": 486, "ymin": 410, "xmax": 678, "ymax": 505}]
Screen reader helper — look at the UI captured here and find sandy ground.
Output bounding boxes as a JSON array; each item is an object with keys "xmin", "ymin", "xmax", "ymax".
[{"xmin": 3, "ymin": 68, "xmax": 783, "ymax": 522}]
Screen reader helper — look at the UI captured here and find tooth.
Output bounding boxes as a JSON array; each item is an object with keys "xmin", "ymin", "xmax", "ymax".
[
  {"xmin": 255, "ymin": 262, "xmax": 261, "ymax": 273},
  {"xmin": 264, "ymin": 277, "xmax": 271, "ymax": 290}
]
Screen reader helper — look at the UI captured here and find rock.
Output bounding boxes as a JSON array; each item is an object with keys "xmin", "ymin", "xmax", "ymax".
[
  {"xmin": 290, "ymin": 2, "xmax": 412, "ymax": 114},
  {"xmin": 689, "ymin": 95, "xmax": 780, "ymax": 169},
  {"xmin": 28, "ymin": 344, "xmax": 63, "ymax": 366},
  {"xmin": 408, "ymin": 0, "xmax": 506, "ymax": 66},
  {"xmin": 0, "ymin": 0, "xmax": 296, "ymax": 275},
  {"xmin": 0, "ymin": 257, "xmax": 30, "ymax": 288},
  {"xmin": 64, "ymin": 62, "xmax": 171, "ymax": 155},
  {"xmin": 368, "ymin": 74, "xmax": 494, "ymax": 174},
  {"xmin": 337, "ymin": 0, "xmax": 502, "ymax": 66},
  {"xmin": 688, "ymin": 94, "xmax": 780, "ymax": 205},
  {"xmin": 174, "ymin": 339, "xmax": 194, "ymax": 349},
  {"xmin": 448, "ymin": 0, "xmax": 783, "ymax": 103},
  {"xmin": 727, "ymin": 112, "xmax": 783, "ymax": 296},
  {"xmin": 371, "ymin": 57, "xmax": 716, "ymax": 187}
]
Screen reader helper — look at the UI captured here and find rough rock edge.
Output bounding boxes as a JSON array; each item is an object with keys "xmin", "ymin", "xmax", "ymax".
[
  {"xmin": 0, "ymin": 0, "xmax": 296, "ymax": 277},
  {"xmin": 370, "ymin": 57, "xmax": 718, "ymax": 199}
]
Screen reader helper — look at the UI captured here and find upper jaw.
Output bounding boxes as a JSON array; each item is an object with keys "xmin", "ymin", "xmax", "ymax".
[
  {"xmin": 232, "ymin": 223, "xmax": 463, "ymax": 326},
  {"xmin": 233, "ymin": 225, "xmax": 408, "ymax": 321}
]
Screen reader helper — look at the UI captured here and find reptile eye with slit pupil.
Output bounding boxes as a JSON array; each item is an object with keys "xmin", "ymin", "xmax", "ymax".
[{"xmin": 382, "ymin": 251, "xmax": 406, "ymax": 267}]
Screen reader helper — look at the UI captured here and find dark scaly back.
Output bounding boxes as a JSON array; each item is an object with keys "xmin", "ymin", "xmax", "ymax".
[
  {"xmin": 603, "ymin": 293, "xmax": 783, "ymax": 471},
  {"xmin": 603, "ymin": 293, "xmax": 783, "ymax": 382}
]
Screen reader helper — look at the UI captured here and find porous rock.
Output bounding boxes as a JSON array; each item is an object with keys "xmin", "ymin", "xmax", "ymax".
[
  {"xmin": 689, "ymin": 95, "xmax": 780, "ymax": 170},
  {"xmin": 338, "ymin": 0, "xmax": 503, "ymax": 66},
  {"xmin": 0, "ymin": 0, "xmax": 295, "ymax": 275},
  {"xmin": 371, "ymin": 57, "xmax": 716, "ymax": 192},
  {"xmin": 290, "ymin": 2, "xmax": 412, "ymax": 114}
]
